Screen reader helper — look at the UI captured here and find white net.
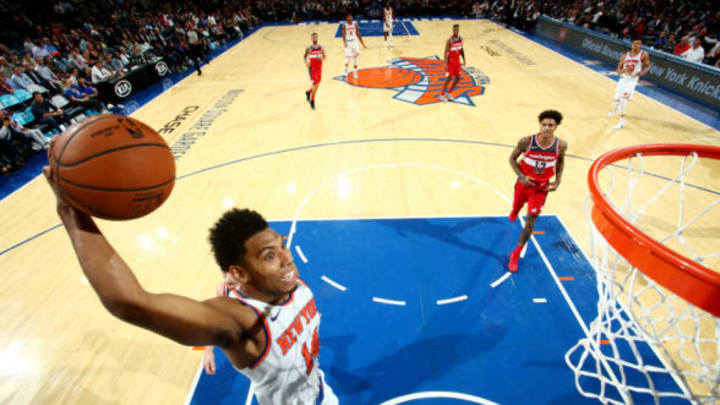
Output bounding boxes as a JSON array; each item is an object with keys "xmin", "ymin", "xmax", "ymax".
[{"xmin": 565, "ymin": 151, "xmax": 720, "ymax": 404}]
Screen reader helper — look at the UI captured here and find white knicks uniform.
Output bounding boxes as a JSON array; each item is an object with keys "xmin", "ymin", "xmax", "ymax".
[
  {"xmin": 228, "ymin": 281, "xmax": 338, "ymax": 405},
  {"xmin": 344, "ymin": 21, "xmax": 360, "ymax": 57},
  {"xmin": 383, "ymin": 8, "xmax": 393, "ymax": 31},
  {"xmin": 614, "ymin": 50, "xmax": 645, "ymax": 100}
]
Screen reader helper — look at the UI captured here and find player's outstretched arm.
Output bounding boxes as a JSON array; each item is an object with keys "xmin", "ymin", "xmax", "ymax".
[
  {"xmin": 43, "ymin": 164, "xmax": 242, "ymax": 349},
  {"xmin": 548, "ymin": 140, "xmax": 567, "ymax": 192},
  {"xmin": 509, "ymin": 136, "xmax": 534, "ymax": 186}
]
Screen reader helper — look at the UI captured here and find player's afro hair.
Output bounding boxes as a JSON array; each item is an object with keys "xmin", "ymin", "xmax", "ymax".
[
  {"xmin": 538, "ymin": 109, "xmax": 563, "ymax": 125},
  {"xmin": 209, "ymin": 208, "xmax": 268, "ymax": 271}
]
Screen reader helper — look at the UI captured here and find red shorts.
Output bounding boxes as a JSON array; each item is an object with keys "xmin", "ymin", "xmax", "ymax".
[
  {"xmin": 448, "ymin": 60, "xmax": 461, "ymax": 77},
  {"xmin": 512, "ymin": 179, "xmax": 548, "ymax": 216},
  {"xmin": 310, "ymin": 66, "xmax": 322, "ymax": 85}
]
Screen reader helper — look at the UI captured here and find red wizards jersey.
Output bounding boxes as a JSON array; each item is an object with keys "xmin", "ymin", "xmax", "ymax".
[
  {"xmin": 520, "ymin": 134, "xmax": 560, "ymax": 183},
  {"xmin": 449, "ymin": 35, "xmax": 463, "ymax": 63},
  {"xmin": 308, "ymin": 45, "xmax": 323, "ymax": 69}
]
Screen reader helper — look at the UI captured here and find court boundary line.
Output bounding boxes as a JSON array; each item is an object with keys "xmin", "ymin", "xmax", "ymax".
[
  {"xmin": 183, "ymin": 362, "xmax": 205, "ymax": 405},
  {"xmin": 554, "ymin": 215, "xmax": 692, "ymax": 398},
  {"xmin": 284, "ymin": 162, "xmax": 513, "ymax": 249},
  {"xmin": 527, "ymin": 218, "xmax": 632, "ymax": 403}
]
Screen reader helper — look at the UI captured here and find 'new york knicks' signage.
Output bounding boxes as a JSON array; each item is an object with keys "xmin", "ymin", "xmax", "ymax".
[{"xmin": 335, "ymin": 56, "xmax": 490, "ymax": 106}]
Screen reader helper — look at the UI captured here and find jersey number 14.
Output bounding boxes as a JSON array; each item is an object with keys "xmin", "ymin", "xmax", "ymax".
[{"xmin": 301, "ymin": 327, "xmax": 320, "ymax": 375}]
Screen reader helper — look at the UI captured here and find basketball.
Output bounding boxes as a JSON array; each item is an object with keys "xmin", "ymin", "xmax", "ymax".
[{"xmin": 49, "ymin": 114, "xmax": 176, "ymax": 220}]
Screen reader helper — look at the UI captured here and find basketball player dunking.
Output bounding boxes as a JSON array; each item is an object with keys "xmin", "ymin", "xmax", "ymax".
[
  {"xmin": 609, "ymin": 38, "xmax": 651, "ymax": 130},
  {"xmin": 304, "ymin": 33, "xmax": 326, "ymax": 110},
  {"xmin": 383, "ymin": 3, "xmax": 394, "ymax": 48},
  {"xmin": 342, "ymin": 14, "xmax": 366, "ymax": 79},
  {"xmin": 42, "ymin": 150, "xmax": 339, "ymax": 404},
  {"xmin": 507, "ymin": 110, "xmax": 567, "ymax": 272},
  {"xmin": 440, "ymin": 24, "xmax": 465, "ymax": 102}
]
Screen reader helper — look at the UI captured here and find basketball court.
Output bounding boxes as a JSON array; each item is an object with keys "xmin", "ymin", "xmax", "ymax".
[{"xmin": 0, "ymin": 19, "xmax": 718, "ymax": 404}]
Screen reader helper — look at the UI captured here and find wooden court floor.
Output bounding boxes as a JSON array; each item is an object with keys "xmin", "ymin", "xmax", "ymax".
[{"xmin": 0, "ymin": 19, "xmax": 718, "ymax": 404}]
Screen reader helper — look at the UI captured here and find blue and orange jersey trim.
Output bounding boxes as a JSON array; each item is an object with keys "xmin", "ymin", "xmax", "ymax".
[{"xmin": 228, "ymin": 289, "xmax": 272, "ymax": 369}]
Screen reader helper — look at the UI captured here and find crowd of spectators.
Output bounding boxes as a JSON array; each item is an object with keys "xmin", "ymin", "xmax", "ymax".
[
  {"xmin": 0, "ymin": 0, "xmax": 261, "ymax": 175},
  {"xmin": 472, "ymin": 0, "xmax": 720, "ymax": 68},
  {"xmin": 1, "ymin": 0, "xmax": 719, "ymax": 176}
]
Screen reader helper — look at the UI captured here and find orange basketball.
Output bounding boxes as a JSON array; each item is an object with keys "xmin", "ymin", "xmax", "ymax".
[{"xmin": 49, "ymin": 114, "xmax": 175, "ymax": 220}]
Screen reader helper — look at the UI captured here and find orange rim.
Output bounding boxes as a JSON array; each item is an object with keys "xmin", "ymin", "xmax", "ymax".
[{"xmin": 588, "ymin": 143, "xmax": 720, "ymax": 318}]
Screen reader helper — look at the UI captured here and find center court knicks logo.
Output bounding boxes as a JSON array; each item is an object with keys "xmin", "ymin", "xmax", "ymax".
[{"xmin": 335, "ymin": 56, "xmax": 490, "ymax": 106}]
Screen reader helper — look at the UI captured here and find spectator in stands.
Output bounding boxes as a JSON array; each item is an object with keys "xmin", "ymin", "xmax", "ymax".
[
  {"xmin": 34, "ymin": 56, "xmax": 63, "ymax": 89},
  {"xmin": 67, "ymin": 48, "xmax": 87, "ymax": 70},
  {"xmin": 48, "ymin": 55, "xmax": 68, "ymax": 74},
  {"xmin": 23, "ymin": 62, "xmax": 56, "ymax": 91},
  {"xmin": 23, "ymin": 38, "xmax": 34, "ymax": 53},
  {"xmin": 681, "ymin": 39, "xmax": 705, "ymax": 63},
  {"xmin": 22, "ymin": 53, "xmax": 37, "ymax": 69},
  {"xmin": 103, "ymin": 54, "xmax": 122, "ymax": 75},
  {"xmin": 30, "ymin": 92, "xmax": 65, "ymax": 131},
  {"xmin": 41, "ymin": 37, "xmax": 60, "ymax": 57},
  {"xmin": 0, "ymin": 57, "xmax": 13, "ymax": 78},
  {"xmin": 0, "ymin": 110, "xmax": 49, "ymax": 151},
  {"xmin": 653, "ymin": 31, "xmax": 669, "ymax": 50},
  {"xmin": 62, "ymin": 77, "xmax": 104, "ymax": 113},
  {"xmin": 673, "ymin": 37, "xmax": 691, "ymax": 56},
  {"xmin": 77, "ymin": 76, "xmax": 122, "ymax": 110},
  {"xmin": 90, "ymin": 60, "xmax": 115, "ymax": 83},
  {"xmin": 110, "ymin": 52, "xmax": 129, "ymax": 74},
  {"xmin": 129, "ymin": 44, "xmax": 147, "ymax": 65},
  {"xmin": 8, "ymin": 66, "xmax": 36, "ymax": 91},
  {"xmin": 163, "ymin": 39, "xmax": 186, "ymax": 72},
  {"xmin": 0, "ymin": 130, "xmax": 24, "ymax": 174},
  {"xmin": 0, "ymin": 72, "xmax": 15, "ymax": 95},
  {"xmin": 31, "ymin": 40, "xmax": 50, "ymax": 60},
  {"xmin": 8, "ymin": 54, "xmax": 21, "ymax": 70}
]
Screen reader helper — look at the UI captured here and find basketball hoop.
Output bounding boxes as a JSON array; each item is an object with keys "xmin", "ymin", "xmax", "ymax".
[{"xmin": 565, "ymin": 144, "xmax": 720, "ymax": 404}]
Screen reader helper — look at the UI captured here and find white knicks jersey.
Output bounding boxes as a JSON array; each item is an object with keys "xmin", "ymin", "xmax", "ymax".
[
  {"xmin": 622, "ymin": 50, "xmax": 645, "ymax": 76},
  {"xmin": 344, "ymin": 21, "xmax": 358, "ymax": 41},
  {"xmin": 384, "ymin": 8, "xmax": 393, "ymax": 24},
  {"xmin": 229, "ymin": 280, "xmax": 324, "ymax": 405}
]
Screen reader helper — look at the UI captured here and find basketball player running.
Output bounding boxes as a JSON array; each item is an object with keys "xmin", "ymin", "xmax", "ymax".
[
  {"xmin": 304, "ymin": 33, "xmax": 326, "ymax": 110},
  {"xmin": 42, "ymin": 150, "xmax": 338, "ymax": 404},
  {"xmin": 342, "ymin": 14, "xmax": 366, "ymax": 79},
  {"xmin": 440, "ymin": 24, "xmax": 465, "ymax": 102},
  {"xmin": 609, "ymin": 38, "xmax": 650, "ymax": 130},
  {"xmin": 383, "ymin": 3, "xmax": 394, "ymax": 48},
  {"xmin": 507, "ymin": 110, "xmax": 567, "ymax": 272}
]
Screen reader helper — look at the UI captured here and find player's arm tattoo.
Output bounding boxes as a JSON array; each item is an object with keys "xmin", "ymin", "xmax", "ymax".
[
  {"xmin": 616, "ymin": 55, "xmax": 625, "ymax": 74},
  {"xmin": 509, "ymin": 136, "xmax": 530, "ymax": 179},
  {"xmin": 444, "ymin": 39, "xmax": 450, "ymax": 62}
]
